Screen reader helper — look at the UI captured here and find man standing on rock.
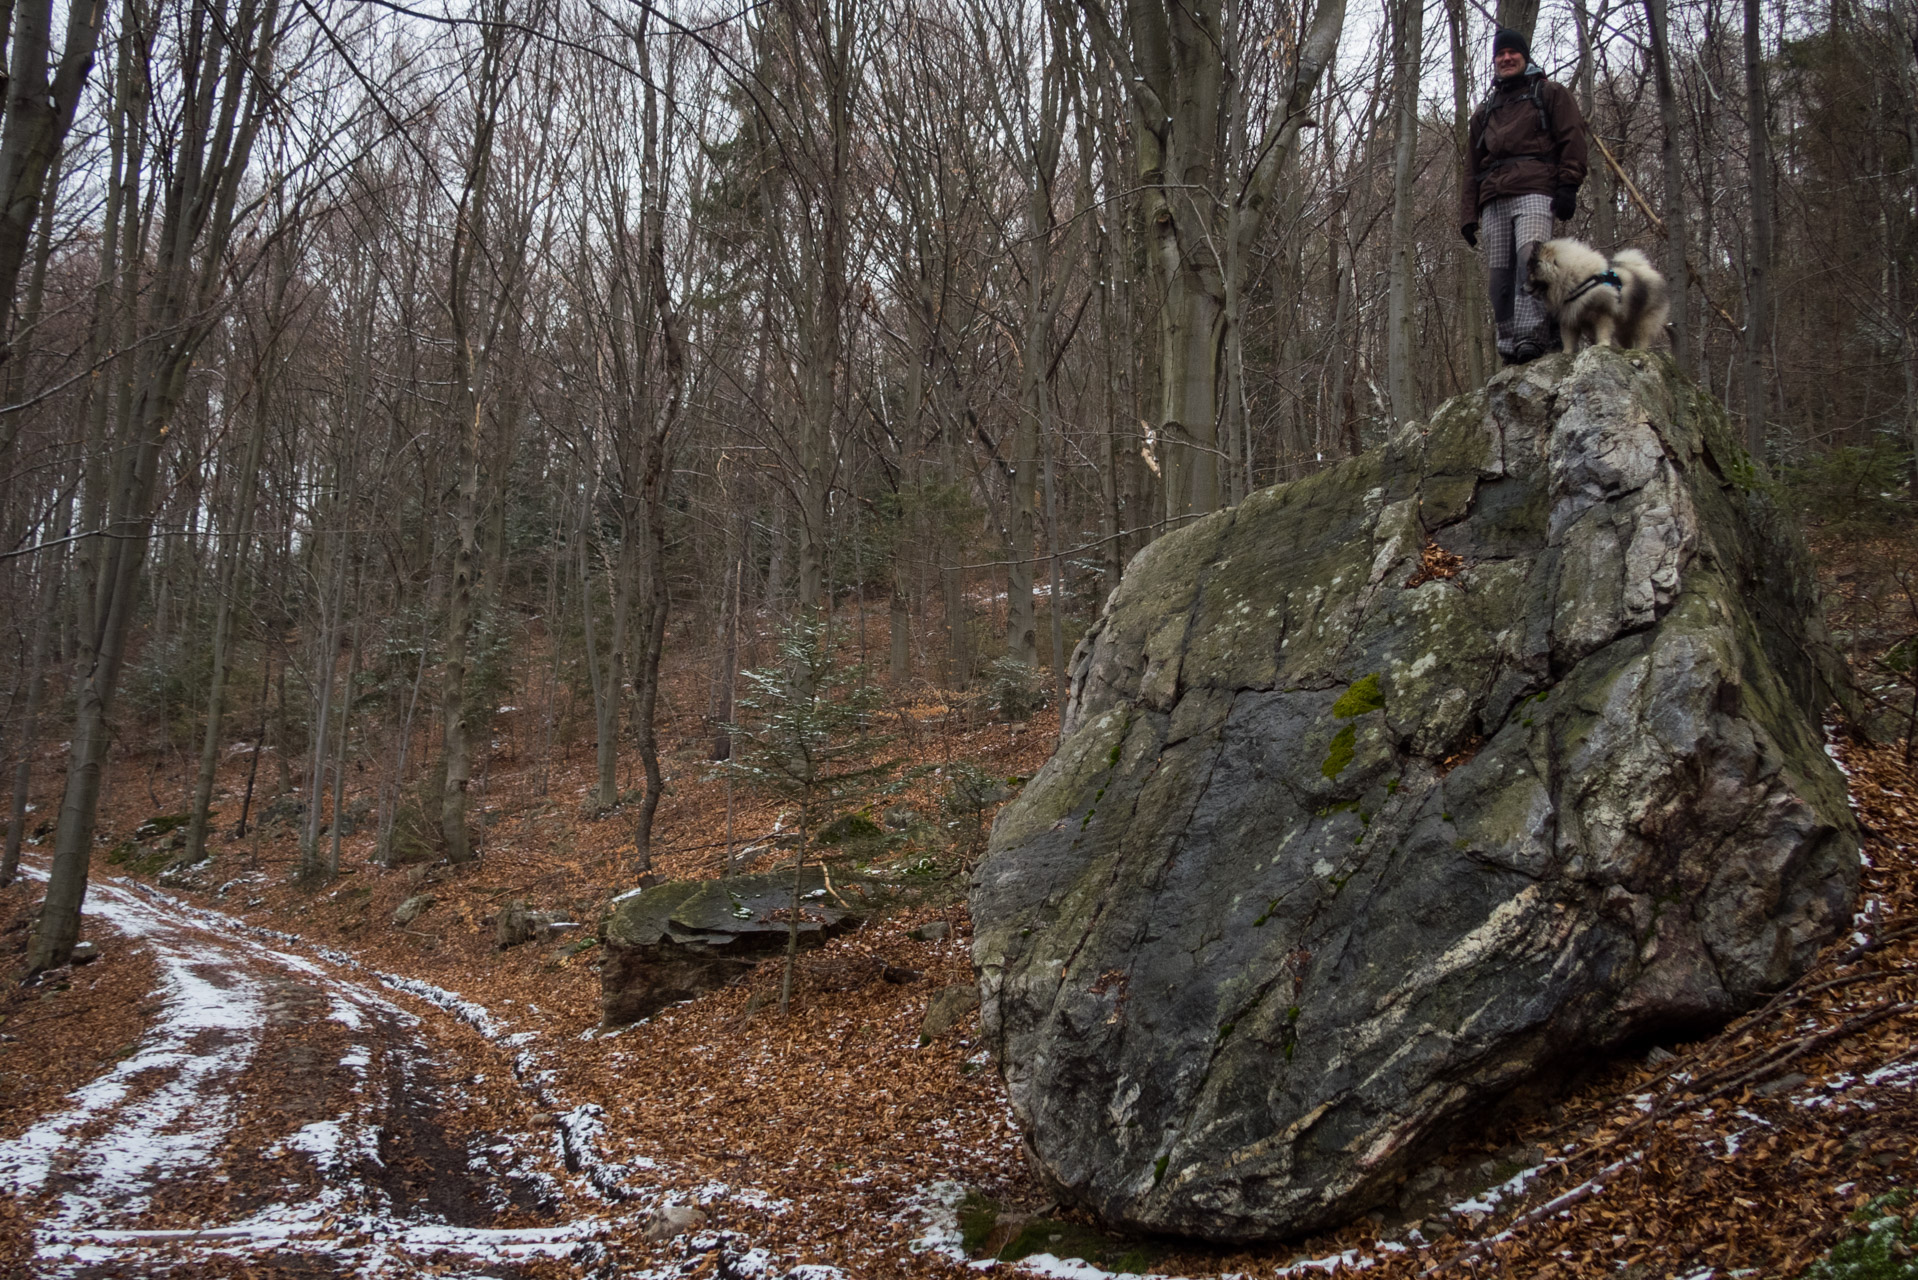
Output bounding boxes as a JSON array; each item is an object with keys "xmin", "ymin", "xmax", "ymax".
[{"xmin": 1460, "ymin": 27, "xmax": 1590, "ymax": 365}]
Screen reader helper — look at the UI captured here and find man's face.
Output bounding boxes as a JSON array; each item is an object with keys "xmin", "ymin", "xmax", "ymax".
[{"xmin": 1494, "ymin": 47, "xmax": 1527, "ymax": 79}]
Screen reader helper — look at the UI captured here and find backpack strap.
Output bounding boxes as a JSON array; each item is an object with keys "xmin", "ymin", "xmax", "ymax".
[
  {"xmin": 1475, "ymin": 75, "xmax": 1556, "ymax": 159},
  {"xmin": 1524, "ymin": 77, "xmax": 1550, "ymax": 135}
]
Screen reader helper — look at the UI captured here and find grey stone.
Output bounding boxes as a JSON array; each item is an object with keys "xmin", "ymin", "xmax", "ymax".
[
  {"xmin": 644, "ymin": 1204, "xmax": 706, "ymax": 1241},
  {"xmin": 392, "ymin": 894, "xmax": 435, "ymax": 927},
  {"xmin": 335, "ymin": 796, "xmax": 375, "ymax": 837},
  {"xmin": 69, "ymin": 941, "xmax": 99, "ymax": 965},
  {"xmin": 970, "ymin": 350, "xmax": 1859, "ymax": 1244},
  {"xmin": 921, "ymin": 983, "xmax": 981, "ymax": 1042},
  {"xmin": 910, "ymin": 920, "xmax": 953, "ymax": 942},
  {"xmin": 495, "ymin": 900, "xmax": 559, "ymax": 949},
  {"xmin": 1754, "ymin": 1071, "xmax": 1808, "ymax": 1097},
  {"xmin": 259, "ymin": 795, "xmax": 304, "ymax": 828},
  {"xmin": 598, "ymin": 867, "xmax": 894, "ymax": 1026}
]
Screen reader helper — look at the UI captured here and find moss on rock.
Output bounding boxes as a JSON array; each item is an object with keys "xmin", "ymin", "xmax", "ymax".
[{"xmin": 972, "ymin": 347, "xmax": 1859, "ymax": 1245}]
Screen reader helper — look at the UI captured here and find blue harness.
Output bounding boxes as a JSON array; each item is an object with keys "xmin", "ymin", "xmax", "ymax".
[{"xmin": 1563, "ymin": 269, "xmax": 1623, "ymax": 304}]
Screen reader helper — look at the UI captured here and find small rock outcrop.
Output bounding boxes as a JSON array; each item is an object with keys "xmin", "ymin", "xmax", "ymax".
[
  {"xmin": 971, "ymin": 350, "xmax": 1860, "ymax": 1242},
  {"xmin": 921, "ymin": 983, "xmax": 981, "ymax": 1042},
  {"xmin": 599, "ymin": 866, "xmax": 887, "ymax": 1025}
]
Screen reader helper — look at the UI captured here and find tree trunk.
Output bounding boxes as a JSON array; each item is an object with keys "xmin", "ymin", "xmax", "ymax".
[
  {"xmin": 439, "ymin": 375, "xmax": 481, "ymax": 862},
  {"xmin": 30, "ymin": 0, "xmax": 281, "ymax": 972},
  {"xmin": 0, "ymin": 142, "xmax": 74, "ymax": 873},
  {"xmin": 940, "ymin": 408, "xmax": 970, "ymax": 687},
  {"xmin": 1387, "ymin": 0, "xmax": 1424, "ymax": 424},
  {"xmin": 1896, "ymin": 6, "xmax": 1918, "ymax": 483},
  {"xmin": 34, "ymin": 351, "xmax": 195, "ymax": 971},
  {"xmin": 716, "ymin": 552, "xmax": 741, "ymax": 757},
  {"xmin": 2, "ymin": 469, "xmax": 69, "ymax": 886},
  {"xmin": 1645, "ymin": 0, "xmax": 1692, "ymax": 373},
  {"xmin": 593, "ymin": 527, "xmax": 637, "ymax": 811},
  {"xmin": 437, "ymin": 16, "xmax": 512, "ymax": 865},
  {"xmin": 1447, "ymin": 0, "xmax": 1489, "ymax": 388},
  {"xmin": 1573, "ymin": 0, "xmax": 1617, "ymax": 250},
  {"xmin": 630, "ymin": 518, "xmax": 668, "ymax": 874},
  {"xmin": 1496, "ymin": 0, "xmax": 1540, "ymax": 38},
  {"xmin": 1155, "ymin": 262, "xmax": 1227, "ymax": 521},
  {"xmin": 184, "ymin": 357, "xmax": 269, "ymax": 866},
  {"xmin": 1007, "ymin": 271, "xmax": 1048, "ymax": 672},
  {"xmin": 888, "ymin": 570, "xmax": 910, "ymax": 686},
  {"xmin": 0, "ymin": 0, "xmax": 106, "ymax": 365},
  {"xmin": 301, "ymin": 484, "xmax": 351, "ymax": 878},
  {"xmin": 1042, "ymin": 399, "xmax": 1067, "ymax": 705},
  {"xmin": 1741, "ymin": 0, "xmax": 1772, "ymax": 458},
  {"xmin": 325, "ymin": 605, "xmax": 363, "ymax": 880},
  {"xmin": 779, "ymin": 809, "xmax": 809, "ymax": 1015}
]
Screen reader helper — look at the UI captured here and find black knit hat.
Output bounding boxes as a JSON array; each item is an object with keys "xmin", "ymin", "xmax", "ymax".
[{"xmin": 1492, "ymin": 27, "xmax": 1531, "ymax": 59}]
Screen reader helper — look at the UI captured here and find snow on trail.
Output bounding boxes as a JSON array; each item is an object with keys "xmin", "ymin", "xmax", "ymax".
[
  {"xmin": 1, "ymin": 875, "xmax": 268, "ymax": 1216},
  {"xmin": 1, "ymin": 867, "xmax": 605, "ymax": 1276}
]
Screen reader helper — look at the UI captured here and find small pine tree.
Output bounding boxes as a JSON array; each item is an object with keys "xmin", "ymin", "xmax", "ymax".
[{"xmin": 726, "ymin": 618, "xmax": 899, "ymax": 1014}]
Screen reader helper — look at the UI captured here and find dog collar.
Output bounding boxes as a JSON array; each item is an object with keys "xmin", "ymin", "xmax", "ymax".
[{"xmin": 1563, "ymin": 269, "xmax": 1623, "ymax": 304}]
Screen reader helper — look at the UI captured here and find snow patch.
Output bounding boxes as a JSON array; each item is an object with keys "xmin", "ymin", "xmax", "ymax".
[{"xmin": 0, "ymin": 875, "xmax": 269, "ymax": 1213}]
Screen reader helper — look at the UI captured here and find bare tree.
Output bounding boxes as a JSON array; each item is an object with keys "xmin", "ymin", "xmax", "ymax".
[
  {"xmin": 0, "ymin": 0, "xmax": 106, "ymax": 364},
  {"xmin": 31, "ymin": 0, "xmax": 286, "ymax": 973},
  {"xmin": 183, "ymin": 242, "xmax": 297, "ymax": 869},
  {"xmin": 973, "ymin": 0, "xmax": 1073, "ymax": 677},
  {"xmin": 1445, "ymin": 0, "xmax": 1488, "ymax": 388},
  {"xmin": 1386, "ymin": 0, "xmax": 1425, "ymax": 425},
  {"xmin": 1078, "ymin": 0, "xmax": 1346, "ymax": 519},
  {"xmin": 1741, "ymin": 0, "xmax": 1772, "ymax": 456},
  {"xmin": 437, "ymin": 0, "xmax": 535, "ymax": 864},
  {"xmin": 1644, "ymin": 0, "xmax": 1693, "ymax": 373}
]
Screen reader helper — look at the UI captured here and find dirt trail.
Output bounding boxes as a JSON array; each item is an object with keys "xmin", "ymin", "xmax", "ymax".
[{"xmin": 2, "ymin": 866, "xmax": 600, "ymax": 1277}]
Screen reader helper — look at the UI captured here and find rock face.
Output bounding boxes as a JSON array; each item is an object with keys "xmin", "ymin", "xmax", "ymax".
[
  {"xmin": 600, "ymin": 866, "xmax": 877, "ymax": 1025},
  {"xmin": 971, "ymin": 350, "xmax": 1859, "ymax": 1242}
]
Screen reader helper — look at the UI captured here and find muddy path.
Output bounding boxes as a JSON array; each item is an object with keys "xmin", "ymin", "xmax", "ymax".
[{"xmin": 1, "ymin": 868, "xmax": 602, "ymax": 1277}]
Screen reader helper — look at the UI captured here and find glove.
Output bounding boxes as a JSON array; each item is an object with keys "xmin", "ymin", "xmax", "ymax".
[
  {"xmin": 1552, "ymin": 185, "xmax": 1577, "ymax": 221},
  {"xmin": 1460, "ymin": 221, "xmax": 1479, "ymax": 248}
]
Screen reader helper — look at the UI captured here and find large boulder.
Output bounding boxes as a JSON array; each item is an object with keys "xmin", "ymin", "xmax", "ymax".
[
  {"xmin": 971, "ymin": 350, "xmax": 1859, "ymax": 1242},
  {"xmin": 600, "ymin": 866, "xmax": 884, "ymax": 1025}
]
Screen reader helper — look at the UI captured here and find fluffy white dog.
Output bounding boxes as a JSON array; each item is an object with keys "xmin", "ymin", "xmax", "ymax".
[{"xmin": 1525, "ymin": 238, "xmax": 1671, "ymax": 352}]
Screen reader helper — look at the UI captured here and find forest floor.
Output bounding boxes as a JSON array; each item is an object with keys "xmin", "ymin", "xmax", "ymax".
[{"xmin": 3, "ymin": 559, "xmax": 1918, "ymax": 1278}]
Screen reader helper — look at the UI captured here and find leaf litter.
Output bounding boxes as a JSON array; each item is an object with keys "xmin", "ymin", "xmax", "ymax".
[{"xmin": 0, "ymin": 656, "xmax": 1914, "ymax": 1278}]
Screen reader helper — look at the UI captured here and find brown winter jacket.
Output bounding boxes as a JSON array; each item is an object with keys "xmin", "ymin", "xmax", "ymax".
[{"xmin": 1460, "ymin": 69, "xmax": 1589, "ymax": 227}]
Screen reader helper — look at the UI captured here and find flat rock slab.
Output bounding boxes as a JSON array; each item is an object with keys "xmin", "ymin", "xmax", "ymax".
[
  {"xmin": 972, "ymin": 350, "xmax": 1860, "ymax": 1242},
  {"xmin": 600, "ymin": 867, "xmax": 886, "ymax": 1025}
]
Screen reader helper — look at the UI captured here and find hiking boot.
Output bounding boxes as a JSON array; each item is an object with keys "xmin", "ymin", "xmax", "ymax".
[{"xmin": 1505, "ymin": 339, "xmax": 1546, "ymax": 365}]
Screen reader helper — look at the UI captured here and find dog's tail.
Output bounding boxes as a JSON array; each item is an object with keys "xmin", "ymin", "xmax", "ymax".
[
  {"xmin": 1611, "ymin": 249, "xmax": 1670, "ymax": 349},
  {"xmin": 1611, "ymin": 248, "xmax": 1656, "ymax": 276}
]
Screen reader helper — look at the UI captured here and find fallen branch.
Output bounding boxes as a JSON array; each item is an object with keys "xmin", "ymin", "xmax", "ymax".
[
  {"xmin": 1591, "ymin": 132, "xmax": 1740, "ymax": 334},
  {"xmin": 1424, "ymin": 998, "xmax": 1914, "ymax": 1275},
  {"xmin": 1422, "ymin": 1154, "xmax": 1644, "ymax": 1277},
  {"xmin": 820, "ymin": 863, "xmax": 852, "ymax": 909}
]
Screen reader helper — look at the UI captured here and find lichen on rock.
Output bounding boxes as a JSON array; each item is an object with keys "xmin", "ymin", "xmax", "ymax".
[{"xmin": 970, "ymin": 349, "xmax": 1860, "ymax": 1243}]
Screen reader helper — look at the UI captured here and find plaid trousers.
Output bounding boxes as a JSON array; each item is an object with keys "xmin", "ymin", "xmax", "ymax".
[{"xmin": 1481, "ymin": 192, "xmax": 1556, "ymax": 357}]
